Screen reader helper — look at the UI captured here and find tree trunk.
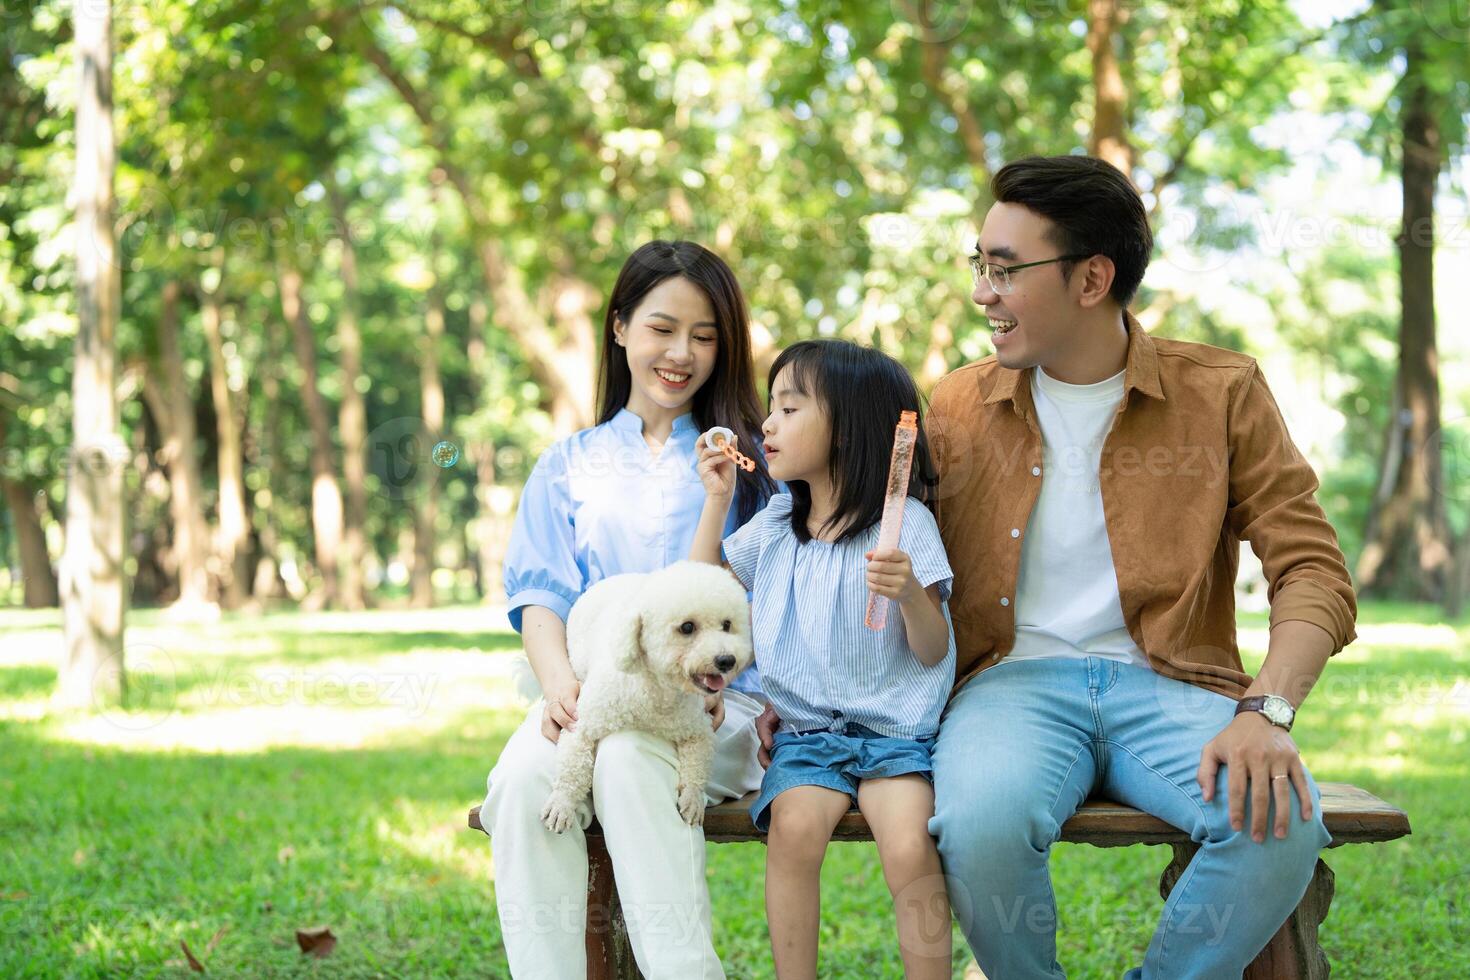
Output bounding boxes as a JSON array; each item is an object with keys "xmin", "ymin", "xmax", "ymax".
[
  {"xmin": 1447, "ymin": 531, "xmax": 1469, "ymax": 619},
  {"xmin": 1356, "ymin": 50, "xmax": 1449, "ymax": 601},
  {"xmin": 1, "ymin": 477, "xmax": 58, "ymax": 607},
  {"xmin": 200, "ymin": 256, "xmax": 250, "ymax": 609},
  {"xmin": 411, "ymin": 193, "xmax": 445, "ymax": 608},
  {"xmin": 57, "ymin": 0, "xmax": 126, "ymax": 709},
  {"xmin": 1086, "ymin": 0, "xmax": 1134, "ymax": 177},
  {"xmin": 332, "ymin": 190, "xmax": 369, "ymax": 610},
  {"xmin": 0, "ymin": 412, "xmax": 59, "ymax": 607},
  {"xmin": 465, "ymin": 297, "xmax": 509, "ymax": 602},
  {"xmin": 128, "ymin": 407, "xmax": 174, "ymax": 607},
  {"xmin": 152, "ymin": 279, "xmax": 214, "ymax": 609},
  {"xmin": 279, "ymin": 259, "xmax": 344, "ymax": 609},
  {"xmin": 544, "ymin": 275, "xmax": 600, "ymax": 434},
  {"xmin": 251, "ymin": 314, "xmax": 290, "ymax": 604}
]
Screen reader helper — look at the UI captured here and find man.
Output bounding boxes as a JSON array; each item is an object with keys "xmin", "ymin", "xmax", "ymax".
[
  {"xmin": 923, "ymin": 155, "xmax": 1354, "ymax": 977},
  {"xmin": 761, "ymin": 154, "xmax": 1355, "ymax": 977}
]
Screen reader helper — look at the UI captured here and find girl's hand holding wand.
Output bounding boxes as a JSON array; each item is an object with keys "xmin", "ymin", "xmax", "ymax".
[
  {"xmin": 696, "ymin": 429, "xmax": 740, "ymax": 501},
  {"xmin": 690, "ymin": 428, "xmax": 742, "ymax": 565},
  {"xmin": 863, "ymin": 547, "xmax": 923, "ymax": 604}
]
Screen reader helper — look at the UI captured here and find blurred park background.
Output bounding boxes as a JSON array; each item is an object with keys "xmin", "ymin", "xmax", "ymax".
[{"xmin": 1, "ymin": 0, "xmax": 1468, "ymax": 976}]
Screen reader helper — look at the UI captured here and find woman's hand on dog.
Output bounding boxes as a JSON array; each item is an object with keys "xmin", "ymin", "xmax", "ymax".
[
  {"xmin": 705, "ymin": 692, "xmax": 726, "ymax": 732},
  {"xmin": 541, "ymin": 681, "xmax": 581, "ymax": 743},
  {"xmin": 696, "ymin": 438, "xmax": 738, "ymax": 500}
]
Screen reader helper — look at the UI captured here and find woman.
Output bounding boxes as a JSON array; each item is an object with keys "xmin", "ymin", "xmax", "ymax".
[{"xmin": 480, "ymin": 240, "xmax": 777, "ymax": 978}]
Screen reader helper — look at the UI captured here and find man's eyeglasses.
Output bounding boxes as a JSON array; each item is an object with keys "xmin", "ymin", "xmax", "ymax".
[{"xmin": 969, "ymin": 253, "xmax": 1092, "ymax": 295}]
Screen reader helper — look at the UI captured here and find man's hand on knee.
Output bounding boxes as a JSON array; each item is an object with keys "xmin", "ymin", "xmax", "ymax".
[{"xmin": 1197, "ymin": 712, "xmax": 1313, "ymax": 843}]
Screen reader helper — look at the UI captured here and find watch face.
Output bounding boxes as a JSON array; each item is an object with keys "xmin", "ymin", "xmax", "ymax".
[{"xmin": 1263, "ymin": 696, "xmax": 1293, "ymax": 725}]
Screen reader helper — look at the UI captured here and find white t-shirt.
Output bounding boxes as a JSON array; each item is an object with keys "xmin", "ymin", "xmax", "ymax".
[{"xmin": 1007, "ymin": 366, "xmax": 1151, "ymax": 670}]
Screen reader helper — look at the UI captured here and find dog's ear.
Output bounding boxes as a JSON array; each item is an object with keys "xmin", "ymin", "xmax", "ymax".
[{"xmin": 611, "ymin": 610, "xmax": 645, "ymax": 672}]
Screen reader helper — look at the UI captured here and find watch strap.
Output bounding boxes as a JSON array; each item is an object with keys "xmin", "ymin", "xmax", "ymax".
[{"xmin": 1235, "ymin": 695, "xmax": 1293, "ymax": 730}]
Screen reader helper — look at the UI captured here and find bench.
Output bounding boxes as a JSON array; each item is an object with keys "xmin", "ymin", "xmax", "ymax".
[{"xmin": 468, "ymin": 781, "xmax": 1408, "ymax": 979}]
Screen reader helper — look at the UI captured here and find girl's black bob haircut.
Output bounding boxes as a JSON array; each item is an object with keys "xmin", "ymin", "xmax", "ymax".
[{"xmin": 767, "ymin": 339, "xmax": 939, "ymax": 546}]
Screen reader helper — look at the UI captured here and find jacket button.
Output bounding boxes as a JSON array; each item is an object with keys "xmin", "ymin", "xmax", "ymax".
[
  {"xmin": 1010, "ymin": 528, "xmax": 1020, "ymax": 538},
  {"xmin": 1000, "ymin": 597, "xmax": 1010, "ymax": 607},
  {"xmin": 1032, "ymin": 466, "xmax": 1041, "ymax": 476}
]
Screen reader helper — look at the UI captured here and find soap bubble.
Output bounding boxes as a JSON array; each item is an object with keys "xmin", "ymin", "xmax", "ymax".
[{"xmin": 432, "ymin": 440, "xmax": 461, "ymax": 468}]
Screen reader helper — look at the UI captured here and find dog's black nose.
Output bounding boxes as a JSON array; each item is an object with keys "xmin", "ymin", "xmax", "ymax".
[{"xmin": 715, "ymin": 654, "xmax": 736, "ymax": 672}]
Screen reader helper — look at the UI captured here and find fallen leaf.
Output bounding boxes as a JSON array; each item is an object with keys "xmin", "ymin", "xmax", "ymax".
[
  {"xmin": 179, "ymin": 939, "xmax": 205, "ymax": 972},
  {"xmin": 295, "ymin": 926, "xmax": 336, "ymax": 958},
  {"xmin": 1, "ymin": 891, "xmax": 29, "ymax": 901},
  {"xmin": 205, "ymin": 924, "xmax": 229, "ymax": 955}
]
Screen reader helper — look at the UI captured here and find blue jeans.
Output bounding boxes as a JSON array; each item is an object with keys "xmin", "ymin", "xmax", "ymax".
[
  {"xmin": 928, "ymin": 658, "xmax": 1331, "ymax": 979},
  {"xmin": 751, "ymin": 723, "xmax": 935, "ymax": 831}
]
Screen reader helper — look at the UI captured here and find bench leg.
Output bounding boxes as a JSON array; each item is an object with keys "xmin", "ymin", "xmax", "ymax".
[
  {"xmin": 1159, "ymin": 843, "xmax": 1335, "ymax": 979},
  {"xmin": 585, "ymin": 832, "xmax": 641, "ymax": 980}
]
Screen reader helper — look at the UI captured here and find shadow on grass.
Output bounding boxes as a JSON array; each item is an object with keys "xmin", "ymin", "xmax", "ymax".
[
  {"xmin": 0, "ymin": 630, "xmax": 524, "ymax": 719},
  {"xmin": 266, "ymin": 630, "xmax": 523, "ymax": 658}
]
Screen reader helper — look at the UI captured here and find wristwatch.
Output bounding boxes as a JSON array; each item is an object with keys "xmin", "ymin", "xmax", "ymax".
[{"xmin": 1235, "ymin": 694, "xmax": 1295, "ymax": 731}]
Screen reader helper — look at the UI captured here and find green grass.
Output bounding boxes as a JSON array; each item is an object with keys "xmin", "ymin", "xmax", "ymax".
[{"xmin": 0, "ymin": 602, "xmax": 1465, "ymax": 977}]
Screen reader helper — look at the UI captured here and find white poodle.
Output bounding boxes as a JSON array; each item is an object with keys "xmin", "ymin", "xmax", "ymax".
[{"xmin": 540, "ymin": 560, "xmax": 754, "ymax": 833}]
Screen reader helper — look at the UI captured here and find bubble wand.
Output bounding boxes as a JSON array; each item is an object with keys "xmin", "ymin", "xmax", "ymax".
[
  {"xmin": 864, "ymin": 411, "xmax": 918, "ymax": 631},
  {"xmin": 703, "ymin": 426, "xmax": 756, "ymax": 472}
]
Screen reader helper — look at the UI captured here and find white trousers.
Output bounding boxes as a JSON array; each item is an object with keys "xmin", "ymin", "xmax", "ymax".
[{"xmin": 481, "ymin": 689, "xmax": 765, "ymax": 980}]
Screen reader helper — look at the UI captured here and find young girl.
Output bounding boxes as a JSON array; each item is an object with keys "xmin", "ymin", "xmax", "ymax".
[
  {"xmin": 691, "ymin": 340, "xmax": 956, "ymax": 980},
  {"xmin": 481, "ymin": 240, "xmax": 777, "ymax": 979}
]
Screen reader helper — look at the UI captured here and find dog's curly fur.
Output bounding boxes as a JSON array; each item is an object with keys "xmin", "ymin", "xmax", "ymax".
[{"xmin": 540, "ymin": 561, "xmax": 755, "ymax": 833}]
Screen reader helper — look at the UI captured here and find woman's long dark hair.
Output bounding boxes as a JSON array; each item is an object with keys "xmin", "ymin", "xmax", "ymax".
[
  {"xmin": 595, "ymin": 240, "xmax": 776, "ymax": 524},
  {"xmin": 767, "ymin": 340, "xmax": 939, "ymax": 546}
]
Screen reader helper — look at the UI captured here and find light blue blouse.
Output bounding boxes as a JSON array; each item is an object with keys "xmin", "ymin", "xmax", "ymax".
[
  {"xmin": 721, "ymin": 493, "xmax": 956, "ymax": 738},
  {"xmin": 503, "ymin": 407, "xmax": 765, "ymax": 694}
]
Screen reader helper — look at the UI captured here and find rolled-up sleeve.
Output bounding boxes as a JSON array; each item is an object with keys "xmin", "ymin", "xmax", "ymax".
[
  {"xmin": 1226, "ymin": 364, "xmax": 1358, "ymax": 653},
  {"xmin": 504, "ymin": 445, "xmax": 584, "ymax": 633}
]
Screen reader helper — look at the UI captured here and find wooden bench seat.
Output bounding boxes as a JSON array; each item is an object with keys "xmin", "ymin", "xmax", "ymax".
[{"xmin": 468, "ymin": 781, "xmax": 1409, "ymax": 979}]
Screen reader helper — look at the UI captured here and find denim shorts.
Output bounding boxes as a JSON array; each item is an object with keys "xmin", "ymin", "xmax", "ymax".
[{"xmin": 750, "ymin": 723, "xmax": 937, "ymax": 831}]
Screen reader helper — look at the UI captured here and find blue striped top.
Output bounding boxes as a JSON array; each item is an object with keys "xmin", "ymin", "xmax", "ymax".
[{"xmin": 721, "ymin": 493, "xmax": 956, "ymax": 738}]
